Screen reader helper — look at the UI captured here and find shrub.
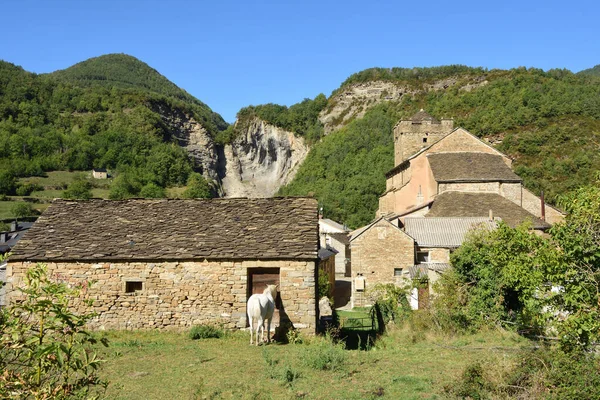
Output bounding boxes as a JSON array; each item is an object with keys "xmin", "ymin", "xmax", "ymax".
[
  {"xmin": 301, "ymin": 336, "xmax": 346, "ymax": 371},
  {"xmin": 0, "ymin": 263, "xmax": 108, "ymax": 398},
  {"xmin": 189, "ymin": 324, "xmax": 224, "ymax": 340},
  {"xmin": 10, "ymin": 202, "xmax": 37, "ymax": 220}
]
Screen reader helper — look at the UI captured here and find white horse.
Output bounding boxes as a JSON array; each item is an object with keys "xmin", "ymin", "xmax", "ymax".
[{"xmin": 247, "ymin": 284, "xmax": 277, "ymax": 346}]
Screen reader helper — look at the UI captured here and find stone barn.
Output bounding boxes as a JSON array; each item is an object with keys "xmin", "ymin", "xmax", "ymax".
[{"xmin": 6, "ymin": 198, "xmax": 319, "ymax": 331}]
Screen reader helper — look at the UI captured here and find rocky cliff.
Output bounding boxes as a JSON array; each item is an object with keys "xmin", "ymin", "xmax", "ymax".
[
  {"xmin": 319, "ymin": 77, "xmax": 488, "ymax": 133},
  {"xmin": 220, "ymin": 118, "xmax": 309, "ymax": 198},
  {"xmin": 157, "ymin": 107, "xmax": 309, "ymax": 198}
]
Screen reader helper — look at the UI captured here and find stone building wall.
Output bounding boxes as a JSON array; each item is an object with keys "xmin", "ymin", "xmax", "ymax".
[
  {"xmin": 438, "ymin": 181, "xmax": 500, "ymax": 194},
  {"xmin": 351, "ymin": 219, "xmax": 414, "ymax": 306},
  {"xmin": 7, "ymin": 259, "xmax": 316, "ymax": 331},
  {"xmin": 394, "ymin": 119, "xmax": 454, "ymax": 164},
  {"xmin": 520, "ymin": 188, "xmax": 564, "ymax": 224}
]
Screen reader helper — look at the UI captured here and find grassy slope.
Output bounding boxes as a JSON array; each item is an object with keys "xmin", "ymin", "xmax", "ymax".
[{"xmin": 95, "ymin": 328, "xmax": 529, "ymax": 399}]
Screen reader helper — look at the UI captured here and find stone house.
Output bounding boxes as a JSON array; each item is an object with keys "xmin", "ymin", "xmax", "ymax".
[
  {"xmin": 6, "ymin": 197, "xmax": 319, "ymax": 331},
  {"xmin": 349, "ymin": 110, "xmax": 564, "ymax": 308},
  {"xmin": 92, "ymin": 168, "xmax": 108, "ymax": 179},
  {"xmin": 318, "ymin": 218, "xmax": 351, "ymax": 277}
]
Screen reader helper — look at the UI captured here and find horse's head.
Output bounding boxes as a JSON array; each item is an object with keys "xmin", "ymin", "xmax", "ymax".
[{"xmin": 264, "ymin": 284, "xmax": 278, "ymax": 300}]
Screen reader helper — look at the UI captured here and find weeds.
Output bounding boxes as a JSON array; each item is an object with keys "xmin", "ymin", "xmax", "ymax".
[{"xmin": 189, "ymin": 324, "xmax": 225, "ymax": 340}]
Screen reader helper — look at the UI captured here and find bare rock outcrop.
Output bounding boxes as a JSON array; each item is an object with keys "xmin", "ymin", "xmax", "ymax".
[
  {"xmin": 220, "ymin": 118, "xmax": 309, "ymax": 198},
  {"xmin": 151, "ymin": 102, "xmax": 221, "ymax": 184},
  {"xmin": 319, "ymin": 76, "xmax": 489, "ymax": 134}
]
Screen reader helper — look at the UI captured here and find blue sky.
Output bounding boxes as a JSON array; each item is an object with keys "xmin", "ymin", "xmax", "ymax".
[{"xmin": 2, "ymin": 0, "xmax": 599, "ymax": 122}]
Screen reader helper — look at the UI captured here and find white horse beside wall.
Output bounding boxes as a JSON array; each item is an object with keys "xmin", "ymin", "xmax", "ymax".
[{"xmin": 247, "ymin": 284, "xmax": 277, "ymax": 346}]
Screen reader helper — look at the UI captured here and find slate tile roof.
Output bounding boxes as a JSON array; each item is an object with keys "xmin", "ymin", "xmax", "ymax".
[
  {"xmin": 426, "ymin": 192, "xmax": 551, "ymax": 230},
  {"xmin": 404, "ymin": 217, "xmax": 498, "ymax": 247},
  {"xmin": 427, "ymin": 152, "xmax": 522, "ymax": 183},
  {"xmin": 409, "ymin": 263, "xmax": 451, "ymax": 279},
  {"xmin": 10, "ymin": 198, "xmax": 319, "ymax": 262}
]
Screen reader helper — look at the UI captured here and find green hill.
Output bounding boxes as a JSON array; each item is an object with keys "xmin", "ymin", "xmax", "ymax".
[
  {"xmin": 277, "ymin": 67, "xmax": 600, "ymax": 228},
  {"xmin": 0, "ymin": 56, "xmax": 227, "ymax": 199},
  {"xmin": 578, "ymin": 64, "xmax": 600, "ymax": 77},
  {"xmin": 49, "ymin": 53, "xmax": 227, "ymax": 131}
]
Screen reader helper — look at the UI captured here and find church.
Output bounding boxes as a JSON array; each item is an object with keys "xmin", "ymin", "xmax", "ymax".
[{"xmin": 349, "ymin": 110, "xmax": 563, "ymax": 308}]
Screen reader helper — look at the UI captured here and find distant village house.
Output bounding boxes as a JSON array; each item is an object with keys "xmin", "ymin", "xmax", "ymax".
[{"xmin": 92, "ymin": 168, "xmax": 108, "ymax": 179}]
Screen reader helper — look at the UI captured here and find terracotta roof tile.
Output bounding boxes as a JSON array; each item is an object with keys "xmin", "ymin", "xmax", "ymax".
[{"xmin": 10, "ymin": 198, "xmax": 319, "ymax": 261}]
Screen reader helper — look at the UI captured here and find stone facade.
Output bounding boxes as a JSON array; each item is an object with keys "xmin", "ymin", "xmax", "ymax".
[
  {"xmin": 7, "ymin": 259, "xmax": 316, "ymax": 331},
  {"xmin": 350, "ymin": 218, "xmax": 414, "ymax": 307},
  {"xmin": 393, "ymin": 112, "xmax": 454, "ymax": 165}
]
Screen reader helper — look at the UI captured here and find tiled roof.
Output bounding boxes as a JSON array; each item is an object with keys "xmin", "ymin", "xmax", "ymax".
[
  {"xmin": 427, "ymin": 152, "xmax": 521, "ymax": 183},
  {"xmin": 404, "ymin": 217, "xmax": 498, "ymax": 247},
  {"xmin": 426, "ymin": 192, "xmax": 551, "ymax": 229},
  {"xmin": 409, "ymin": 263, "xmax": 451, "ymax": 279},
  {"xmin": 318, "ymin": 247, "xmax": 338, "ymax": 260},
  {"xmin": 10, "ymin": 198, "xmax": 319, "ymax": 261},
  {"xmin": 319, "ymin": 218, "xmax": 347, "ymax": 233}
]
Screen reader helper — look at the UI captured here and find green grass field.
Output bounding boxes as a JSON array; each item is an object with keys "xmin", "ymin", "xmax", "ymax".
[
  {"xmin": 0, "ymin": 201, "xmax": 49, "ymax": 220},
  {"xmin": 93, "ymin": 326, "xmax": 529, "ymax": 400}
]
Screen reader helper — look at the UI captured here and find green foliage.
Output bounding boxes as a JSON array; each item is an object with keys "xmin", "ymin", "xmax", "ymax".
[
  {"xmin": 10, "ymin": 202, "xmax": 37, "ymax": 220},
  {"xmin": 0, "ymin": 263, "xmax": 108, "ymax": 398},
  {"xmin": 317, "ymin": 268, "xmax": 332, "ymax": 301},
  {"xmin": 301, "ymin": 335, "xmax": 346, "ymax": 371},
  {"xmin": 182, "ymin": 173, "xmax": 213, "ymax": 199},
  {"xmin": 62, "ymin": 175, "xmax": 93, "ymax": 200},
  {"xmin": 577, "ymin": 64, "xmax": 600, "ymax": 77},
  {"xmin": 278, "ymin": 104, "xmax": 395, "ymax": 228},
  {"xmin": 108, "ymin": 173, "xmax": 141, "ymax": 200},
  {"xmin": 15, "ymin": 182, "xmax": 44, "ymax": 197},
  {"xmin": 139, "ymin": 182, "xmax": 166, "ymax": 198},
  {"xmin": 0, "ymin": 57, "xmax": 227, "ymax": 196},
  {"xmin": 368, "ymin": 283, "xmax": 411, "ymax": 325},
  {"xmin": 235, "ymin": 93, "xmax": 327, "ymax": 143},
  {"xmin": 441, "ymin": 178, "xmax": 600, "ymax": 350},
  {"xmin": 0, "ymin": 170, "xmax": 17, "ymax": 195},
  {"xmin": 336, "ymin": 65, "xmax": 486, "ymax": 92},
  {"xmin": 188, "ymin": 325, "xmax": 224, "ymax": 340},
  {"xmin": 445, "ymin": 362, "xmax": 490, "ymax": 400}
]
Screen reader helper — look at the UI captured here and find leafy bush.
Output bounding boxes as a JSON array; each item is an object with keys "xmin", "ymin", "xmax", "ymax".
[
  {"xmin": 445, "ymin": 362, "xmax": 490, "ymax": 400},
  {"xmin": 10, "ymin": 202, "xmax": 38, "ymax": 220},
  {"xmin": 189, "ymin": 324, "xmax": 224, "ymax": 340},
  {"xmin": 0, "ymin": 263, "xmax": 108, "ymax": 398},
  {"xmin": 15, "ymin": 183, "xmax": 43, "ymax": 197},
  {"xmin": 182, "ymin": 173, "xmax": 213, "ymax": 199},
  {"xmin": 301, "ymin": 336, "xmax": 346, "ymax": 371},
  {"xmin": 63, "ymin": 176, "xmax": 93, "ymax": 199}
]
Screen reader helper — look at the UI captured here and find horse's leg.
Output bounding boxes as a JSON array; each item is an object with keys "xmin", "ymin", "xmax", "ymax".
[
  {"xmin": 259, "ymin": 317, "xmax": 265, "ymax": 345},
  {"xmin": 249, "ymin": 315, "xmax": 253, "ymax": 345},
  {"xmin": 267, "ymin": 317, "xmax": 273, "ymax": 343}
]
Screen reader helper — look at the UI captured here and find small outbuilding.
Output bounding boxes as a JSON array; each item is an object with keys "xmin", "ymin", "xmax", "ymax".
[
  {"xmin": 92, "ymin": 168, "xmax": 108, "ymax": 179},
  {"xmin": 6, "ymin": 198, "xmax": 319, "ymax": 331}
]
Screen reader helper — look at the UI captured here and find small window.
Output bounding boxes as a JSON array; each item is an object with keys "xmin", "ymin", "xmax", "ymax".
[
  {"xmin": 417, "ymin": 251, "xmax": 430, "ymax": 263},
  {"xmin": 125, "ymin": 281, "xmax": 143, "ymax": 293},
  {"xmin": 422, "ymin": 137, "xmax": 428, "ymax": 143},
  {"xmin": 394, "ymin": 268, "xmax": 403, "ymax": 276}
]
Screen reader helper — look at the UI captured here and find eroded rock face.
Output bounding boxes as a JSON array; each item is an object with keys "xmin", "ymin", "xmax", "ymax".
[
  {"xmin": 220, "ymin": 118, "xmax": 309, "ymax": 198},
  {"xmin": 151, "ymin": 102, "xmax": 221, "ymax": 186},
  {"xmin": 319, "ymin": 77, "xmax": 489, "ymax": 134}
]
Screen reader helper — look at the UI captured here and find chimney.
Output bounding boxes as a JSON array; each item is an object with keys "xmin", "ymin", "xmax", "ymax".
[
  {"xmin": 540, "ymin": 191, "xmax": 546, "ymax": 221},
  {"xmin": 489, "ymin": 209, "xmax": 493, "ymax": 221},
  {"xmin": 319, "ymin": 207, "xmax": 323, "ymax": 219},
  {"xmin": 10, "ymin": 221, "xmax": 17, "ymax": 232},
  {"xmin": 0, "ymin": 233, "xmax": 6, "ymax": 243}
]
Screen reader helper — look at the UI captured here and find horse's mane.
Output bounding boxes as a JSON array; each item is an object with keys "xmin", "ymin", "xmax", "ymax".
[{"xmin": 263, "ymin": 284, "xmax": 277, "ymax": 299}]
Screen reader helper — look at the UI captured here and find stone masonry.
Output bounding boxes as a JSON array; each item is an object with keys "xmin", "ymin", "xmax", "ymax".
[{"xmin": 7, "ymin": 259, "xmax": 316, "ymax": 330}]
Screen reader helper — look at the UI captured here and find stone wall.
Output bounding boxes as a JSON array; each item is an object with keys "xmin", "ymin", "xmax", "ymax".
[
  {"xmin": 350, "ymin": 219, "xmax": 414, "ymax": 306},
  {"xmin": 394, "ymin": 119, "xmax": 454, "ymax": 164},
  {"xmin": 7, "ymin": 259, "xmax": 316, "ymax": 331},
  {"xmin": 438, "ymin": 181, "xmax": 500, "ymax": 194},
  {"xmin": 520, "ymin": 187, "xmax": 564, "ymax": 224}
]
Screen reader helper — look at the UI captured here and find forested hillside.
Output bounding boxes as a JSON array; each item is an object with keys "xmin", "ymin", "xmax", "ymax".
[
  {"xmin": 278, "ymin": 67, "xmax": 600, "ymax": 228},
  {"xmin": 0, "ymin": 56, "xmax": 227, "ymax": 199}
]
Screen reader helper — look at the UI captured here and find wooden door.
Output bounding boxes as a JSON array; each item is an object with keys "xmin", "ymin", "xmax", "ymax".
[{"xmin": 247, "ymin": 268, "xmax": 280, "ymax": 328}]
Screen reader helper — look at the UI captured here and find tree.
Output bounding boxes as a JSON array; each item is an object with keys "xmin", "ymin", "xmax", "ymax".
[
  {"xmin": 139, "ymin": 182, "xmax": 166, "ymax": 198},
  {"xmin": 182, "ymin": 173, "xmax": 212, "ymax": 199},
  {"xmin": 0, "ymin": 170, "xmax": 17, "ymax": 195},
  {"xmin": 10, "ymin": 202, "xmax": 37, "ymax": 221},
  {"xmin": 0, "ymin": 263, "xmax": 108, "ymax": 398},
  {"xmin": 62, "ymin": 176, "xmax": 93, "ymax": 200}
]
